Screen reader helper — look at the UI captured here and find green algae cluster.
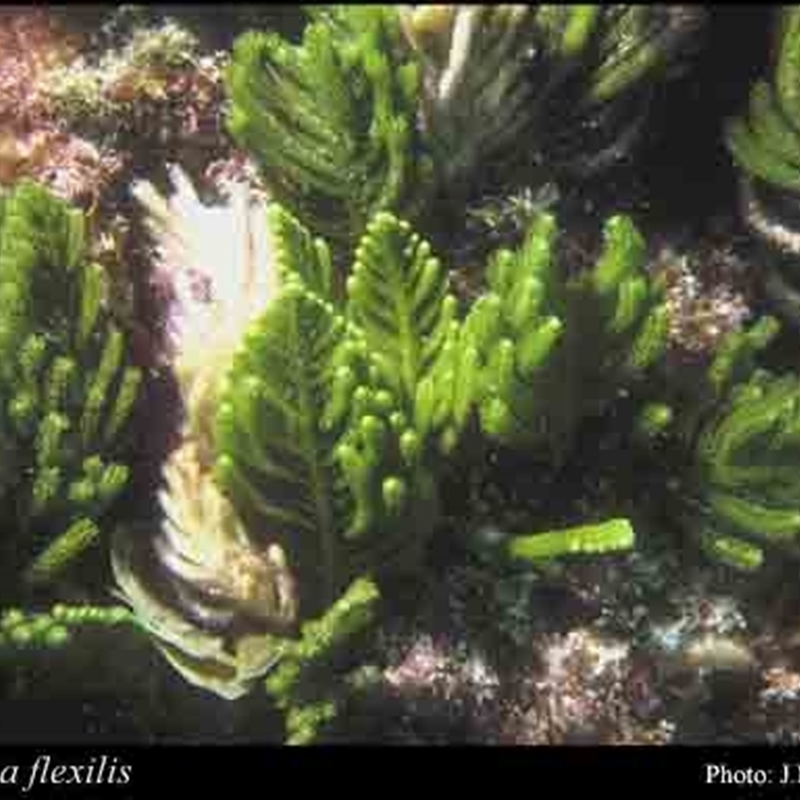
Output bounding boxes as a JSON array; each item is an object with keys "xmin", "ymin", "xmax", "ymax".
[{"xmin": 6, "ymin": 4, "xmax": 800, "ymax": 747}]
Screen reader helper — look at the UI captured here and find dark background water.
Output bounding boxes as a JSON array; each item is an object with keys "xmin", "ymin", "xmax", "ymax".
[{"xmin": 639, "ymin": 5, "xmax": 773, "ymax": 226}]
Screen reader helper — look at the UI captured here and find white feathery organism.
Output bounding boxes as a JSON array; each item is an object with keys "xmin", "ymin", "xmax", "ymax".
[
  {"xmin": 132, "ymin": 164, "xmax": 277, "ymax": 455},
  {"xmin": 132, "ymin": 164, "xmax": 276, "ymax": 394},
  {"xmin": 112, "ymin": 165, "xmax": 297, "ymax": 700}
]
